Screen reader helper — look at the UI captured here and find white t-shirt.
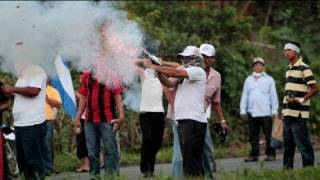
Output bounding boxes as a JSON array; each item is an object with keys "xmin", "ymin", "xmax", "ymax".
[
  {"xmin": 13, "ymin": 65, "xmax": 47, "ymax": 126},
  {"xmin": 140, "ymin": 68, "xmax": 164, "ymax": 112},
  {"xmin": 174, "ymin": 67, "xmax": 207, "ymax": 123}
]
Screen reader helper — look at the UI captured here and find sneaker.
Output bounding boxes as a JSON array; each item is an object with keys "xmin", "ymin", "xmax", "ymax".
[
  {"xmin": 264, "ymin": 155, "xmax": 276, "ymax": 161},
  {"xmin": 244, "ymin": 156, "xmax": 258, "ymax": 162}
]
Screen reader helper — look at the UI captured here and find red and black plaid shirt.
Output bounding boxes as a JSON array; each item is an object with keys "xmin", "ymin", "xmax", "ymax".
[{"xmin": 79, "ymin": 71, "xmax": 122, "ymax": 124}]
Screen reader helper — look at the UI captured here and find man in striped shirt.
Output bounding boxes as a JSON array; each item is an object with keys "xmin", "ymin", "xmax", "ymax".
[{"xmin": 282, "ymin": 42, "xmax": 318, "ymax": 169}]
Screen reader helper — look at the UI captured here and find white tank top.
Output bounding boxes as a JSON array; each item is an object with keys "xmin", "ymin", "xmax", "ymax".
[{"xmin": 139, "ymin": 69, "xmax": 164, "ymax": 112}]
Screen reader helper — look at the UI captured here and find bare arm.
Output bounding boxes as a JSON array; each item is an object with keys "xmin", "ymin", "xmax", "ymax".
[
  {"xmin": 133, "ymin": 59, "xmax": 145, "ymax": 81},
  {"xmin": 212, "ymin": 102, "xmax": 225, "ymax": 122},
  {"xmin": 291, "ymin": 83, "xmax": 318, "ymax": 104},
  {"xmin": 46, "ymin": 95, "xmax": 62, "ymax": 109},
  {"xmin": 158, "ymin": 73, "xmax": 180, "ymax": 88},
  {"xmin": 2, "ymin": 86, "xmax": 40, "ymax": 97},
  {"xmin": 0, "ymin": 100, "xmax": 10, "ymax": 112},
  {"xmin": 74, "ymin": 93, "xmax": 87, "ymax": 122},
  {"xmin": 147, "ymin": 63, "xmax": 188, "ymax": 79},
  {"xmin": 112, "ymin": 94, "xmax": 125, "ymax": 129},
  {"xmin": 304, "ymin": 83, "xmax": 318, "ymax": 101},
  {"xmin": 212, "ymin": 102, "xmax": 228, "ymax": 132},
  {"xmin": 163, "ymin": 87, "xmax": 175, "ymax": 106},
  {"xmin": 161, "ymin": 60, "xmax": 180, "ymax": 68}
]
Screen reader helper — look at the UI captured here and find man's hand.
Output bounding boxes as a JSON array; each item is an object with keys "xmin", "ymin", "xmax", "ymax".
[
  {"xmin": 287, "ymin": 97, "xmax": 304, "ymax": 105},
  {"xmin": 1, "ymin": 86, "xmax": 15, "ymax": 95},
  {"xmin": 144, "ymin": 59, "xmax": 154, "ymax": 69},
  {"xmin": 240, "ymin": 113, "xmax": 247, "ymax": 120},
  {"xmin": 111, "ymin": 118, "xmax": 124, "ymax": 132},
  {"xmin": 220, "ymin": 120, "xmax": 228, "ymax": 134},
  {"xmin": 73, "ymin": 119, "xmax": 82, "ymax": 134},
  {"xmin": 53, "ymin": 119, "xmax": 60, "ymax": 131},
  {"xmin": 272, "ymin": 113, "xmax": 277, "ymax": 120}
]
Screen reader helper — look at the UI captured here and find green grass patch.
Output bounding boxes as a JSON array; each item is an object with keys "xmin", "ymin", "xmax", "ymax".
[
  {"xmin": 219, "ymin": 167, "xmax": 320, "ymax": 180},
  {"xmin": 120, "ymin": 147, "xmax": 172, "ymax": 166},
  {"xmin": 215, "ymin": 144, "xmax": 250, "ymax": 159},
  {"xmin": 55, "ymin": 145, "xmax": 250, "ymax": 171},
  {"xmin": 55, "ymin": 152, "xmax": 80, "ymax": 172}
]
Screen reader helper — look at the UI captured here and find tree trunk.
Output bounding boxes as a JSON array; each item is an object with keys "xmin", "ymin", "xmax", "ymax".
[
  {"xmin": 239, "ymin": 1, "xmax": 253, "ymax": 20},
  {"xmin": 264, "ymin": 1, "xmax": 274, "ymax": 26}
]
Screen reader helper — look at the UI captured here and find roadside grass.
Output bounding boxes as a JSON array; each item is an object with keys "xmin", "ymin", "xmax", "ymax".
[
  {"xmin": 55, "ymin": 152, "xmax": 80, "ymax": 172},
  {"xmin": 219, "ymin": 166, "xmax": 320, "ymax": 180},
  {"xmin": 55, "ymin": 145, "xmax": 248, "ymax": 172},
  {"xmin": 51, "ymin": 166, "xmax": 320, "ymax": 180}
]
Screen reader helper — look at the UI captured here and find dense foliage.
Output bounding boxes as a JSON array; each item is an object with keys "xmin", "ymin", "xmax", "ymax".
[{"xmin": 123, "ymin": 1, "xmax": 320, "ymax": 146}]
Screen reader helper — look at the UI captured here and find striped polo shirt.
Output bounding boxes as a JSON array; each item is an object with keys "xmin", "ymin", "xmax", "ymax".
[{"xmin": 282, "ymin": 57, "xmax": 317, "ymax": 120}]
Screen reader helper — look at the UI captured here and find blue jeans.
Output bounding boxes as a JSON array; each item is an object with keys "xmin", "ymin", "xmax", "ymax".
[
  {"xmin": 283, "ymin": 116, "xmax": 314, "ymax": 169},
  {"xmin": 15, "ymin": 121, "xmax": 47, "ymax": 180},
  {"xmin": 43, "ymin": 120, "xmax": 53, "ymax": 173},
  {"xmin": 84, "ymin": 122, "xmax": 119, "ymax": 177},
  {"xmin": 171, "ymin": 121, "xmax": 183, "ymax": 177},
  {"xmin": 172, "ymin": 122, "xmax": 215, "ymax": 177}
]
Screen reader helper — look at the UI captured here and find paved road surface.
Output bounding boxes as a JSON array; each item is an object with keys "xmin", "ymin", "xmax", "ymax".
[{"xmin": 47, "ymin": 151, "xmax": 320, "ymax": 179}]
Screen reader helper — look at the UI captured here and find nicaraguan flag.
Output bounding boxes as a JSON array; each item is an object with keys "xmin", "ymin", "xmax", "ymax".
[{"xmin": 51, "ymin": 54, "xmax": 77, "ymax": 119}]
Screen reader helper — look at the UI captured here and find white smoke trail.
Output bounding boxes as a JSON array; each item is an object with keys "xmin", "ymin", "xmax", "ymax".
[
  {"xmin": 0, "ymin": 1, "xmax": 143, "ymax": 80},
  {"xmin": 0, "ymin": 1, "xmax": 150, "ymax": 111}
]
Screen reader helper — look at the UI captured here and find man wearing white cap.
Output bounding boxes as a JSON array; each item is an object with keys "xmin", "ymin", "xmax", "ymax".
[
  {"xmin": 199, "ymin": 43, "xmax": 228, "ymax": 177},
  {"xmin": 145, "ymin": 46, "xmax": 207, "ymax": 177},
  {"xmin": 159, "ymin": 44, "xmax": 228, "ymax": 177},
  {"xmin": 282, "ymin": 42, "xmax": 318, "ymax": 169},
  {"xmin": 240, "ymin": 57, "xmax": 278, "ymax": 162}
]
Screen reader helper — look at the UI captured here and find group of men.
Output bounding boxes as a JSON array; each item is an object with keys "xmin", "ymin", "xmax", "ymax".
[
  {"xmin": 240, "ymin": 42, "xmax": 318, "ymax": 170},
  {"xmin": 135, "ymin": 43, "xmax": 227, "ymax": 178},
  {"xmin": 0, "ymin": 40, "xmax": 318, "ymax": 179}
]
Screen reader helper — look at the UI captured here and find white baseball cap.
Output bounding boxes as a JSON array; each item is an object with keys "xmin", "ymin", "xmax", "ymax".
[
  {"xmin": 252, "ymin": 57, "xmax": 265, "ymax": 65},
  {"xmin": 177, "ymin": 46, "xmax": 200, "ymax": 57},
  {"xmin": 199, "ymin": 43, "xmax": 216, "ymax": 57}
]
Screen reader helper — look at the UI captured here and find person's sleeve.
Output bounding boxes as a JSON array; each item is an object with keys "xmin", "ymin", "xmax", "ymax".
[
  {"xmin": 186, "ymin": 67, "xmax": 205, "ymax": 81},
  {"xmin": 52, "ymin": 88, "xmax": 62, "ymax": 104},
  {"xmin": 79, "ymin": 74, "xmax": 88, "ymax": 96},
  {"xmin": 240, "ymin": 78, "xmax": 249, "ymax": 114},
  {"xmin": 270, "ymin": 78, "xmax": 279, "ymax": 115},
  {"xmin": 211, "ymin": 74, "xmax": 221, "ymax": 104},
  {"xmin": 303, "ymin": 68, "xmax": 316, "ymax": 85},
  {"xmin": 112, "ymin": 78, "xmax": 123, "ymax": 95}
]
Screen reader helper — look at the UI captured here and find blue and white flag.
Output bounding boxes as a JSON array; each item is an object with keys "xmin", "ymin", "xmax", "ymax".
[{"xmin": 51, "ymin": 54, "xmax": 77, "ymax": 119}]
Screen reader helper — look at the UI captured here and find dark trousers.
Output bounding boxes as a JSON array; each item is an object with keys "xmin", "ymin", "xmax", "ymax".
[
  {"xmin": 283, "ymin": 116, "xmax": 314, "ymax": 169},
  {"xmin": 248, "ymin": 114, "xmax": 275, "ymax": 157},
  {"xmin": 76, "ymin": 119, "xmax": 88, "ymax": 159},
  {"xmin": 15, "ymin": 122, "xmax": 47, "ymax": 180},
  {"xmin": 178, "ymin": 119, "xmax": 207, "ymax": 177},
  {"xmin": 139, "ymin": 112, "xmax": 164, "ymax": 173}
]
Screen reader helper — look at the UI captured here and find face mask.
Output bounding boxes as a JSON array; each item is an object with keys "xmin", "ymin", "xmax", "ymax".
[
  {"xmin": 253, "ymin": 72, "xmax": 262, "ymax": 77},
  {"xmin": 180, "ymin": 55, "xmax": 204, "ymax": 69}
]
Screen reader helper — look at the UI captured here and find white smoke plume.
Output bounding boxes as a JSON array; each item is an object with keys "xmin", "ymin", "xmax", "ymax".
[
  {"xmin": 0, "ymin": 1, "xmax": 143, "ymax": 82},
  {"xmin": 0, "ymin": 1, "xmax": 149, "ymax": 111}
]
